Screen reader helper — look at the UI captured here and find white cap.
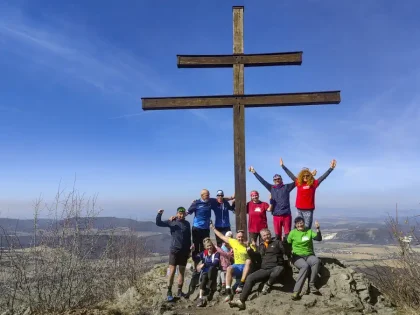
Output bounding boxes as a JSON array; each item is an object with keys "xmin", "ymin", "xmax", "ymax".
[
  {"xmin": 225, "ymin": 231, "xmax": 233, "ymax": 238},
  {"xmin": 216, "ymin": 190, "xmax": 224, "ymax": 196}
]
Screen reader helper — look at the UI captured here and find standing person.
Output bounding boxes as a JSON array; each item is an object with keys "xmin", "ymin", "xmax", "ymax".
[
  {"xmin": 210, "ymin": 222, "xmax": 254, "ymax": 301},
  {"xmin": 156, "ymin": 207, "xmax": 191, "ymax": 301},
  {"xmin": 229, "ymin": 228, "xmax": 286, "ymax": 310},
  {"xmin": 215, "ymin": 231, "xmax": 234, "ymax": 294},
  {"xmin": 248, "ymin": 166, "xmax": 295, "ymax": 241},
  {"xmin": 194, "ymin": 238, "xmax": 220, "ymax": 307},
  {"xmin": 187, "ymin": 189, "xmax": 234, "ymax": 258},
  {"xmin": 287, "ymin": 216, "xmax": 322, "ymax": 300},
  {"xmin": 212, "ymin": 190, "xmax": 235, "ymax": 247},
  {"xmin": 247, "ymin": 190, "xmax": 270, "ymax": 244},
  {"xmin": 280, "ymin": 158, "xmax": 336, "ymax": 228}
]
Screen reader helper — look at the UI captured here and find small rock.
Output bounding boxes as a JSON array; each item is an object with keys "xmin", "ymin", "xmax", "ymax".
[{"xmin": 341, "ymin": 273, "xmax": 350, "ymax": 280}]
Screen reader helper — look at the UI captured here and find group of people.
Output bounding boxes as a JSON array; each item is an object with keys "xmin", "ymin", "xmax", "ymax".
[{"xmin": 156, "ymin": 158, "xmax": 337, "ymax": 309}]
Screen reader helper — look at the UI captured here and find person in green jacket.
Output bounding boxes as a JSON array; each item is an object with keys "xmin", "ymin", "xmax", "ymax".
[{"xmin": 287, "ymin": 216, "xmax": 322, "ymax": 300}]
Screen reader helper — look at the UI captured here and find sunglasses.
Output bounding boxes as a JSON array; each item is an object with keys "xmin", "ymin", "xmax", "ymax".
[
  {"xmin": 236, "ymin": 230, "xmax": 244, "ymax": 233},
  {"xmin": 251, "ymin": 194, "xmax": 259, "ymax": 197},
  {"xmin": 217, "ymin": 195, "xmax": 224, "ymax": 197},
  {"xmin": 273, "ymin": 178, "xmax": 281, "ymax": 181}
]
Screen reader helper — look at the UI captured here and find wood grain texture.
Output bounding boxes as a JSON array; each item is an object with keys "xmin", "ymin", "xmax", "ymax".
[
  {"xmin": 177, "ymin": 52, "xmax": 302, "ymax": 68},
  {"xmin": 233, "ymin": 6, "xmax": 247, "ymax": 237},
  {"xmin": 141, "ymin": 91, "xmax": 341, "ymax": 110}
]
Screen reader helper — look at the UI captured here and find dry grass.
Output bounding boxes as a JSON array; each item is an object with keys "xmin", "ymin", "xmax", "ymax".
[
  {"xmin": 365, "ymin": 215, "xmax": 420, "ymax": 313},
  {"xmin": 0, "ymin": 186, "xmax": 150, "ymax": 315}
]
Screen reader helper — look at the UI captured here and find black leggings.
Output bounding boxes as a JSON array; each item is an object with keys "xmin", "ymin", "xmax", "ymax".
[
  {"xmin": 240, "ymin": 266, "xmax": 284, "ymax": 302},
  {"xmin": 200, "ymin": 266, "xmax": 218, "ymax": 291},
  {"xmin": 192, "ymin": 227, "xmax": 210, "ymax": 257}
]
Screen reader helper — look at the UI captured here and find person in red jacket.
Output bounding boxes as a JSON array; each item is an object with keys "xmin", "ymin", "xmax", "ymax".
[
  {"xmin": 246, "ymin": 191, "xmax": 270, "ymax": 244},
  {"xmin": 280, "ymin": 158, "xmax": 337, "ymax": 228}
]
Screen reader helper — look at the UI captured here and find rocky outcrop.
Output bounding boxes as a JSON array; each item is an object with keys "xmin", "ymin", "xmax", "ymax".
[{"xmin": 153, "ymin": 257, "xmax": 396, "ymax": 315}]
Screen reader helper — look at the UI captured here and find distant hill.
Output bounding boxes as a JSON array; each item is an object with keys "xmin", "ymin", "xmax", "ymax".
[{"xmin": 0, "ymin": 217, "xmax": 168, "ymax": 234}]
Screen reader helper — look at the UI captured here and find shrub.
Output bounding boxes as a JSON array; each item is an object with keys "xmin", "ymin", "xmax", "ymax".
[
  {"xmin": 365, "ymin": 215, "xmax": 420, "ymax": 313},
  {"xmin": 0, "ymin": 186, "xmax": 150, "ymax": 314}
]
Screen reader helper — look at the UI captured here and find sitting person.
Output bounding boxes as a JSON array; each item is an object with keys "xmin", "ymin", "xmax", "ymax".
[
  {"xmin": 229, "ymin": 228, "xmax": 285, "ymax": 310},
  {"xmin": 193, "ymin": 238, "xmax": 220, "ymax": 307},
  {"xmin": 287, "ymin": 216, "xmax": 322, "ymax": 300},
  {"xmin": 215, "ymin": 231, "xmax": 234, "ymax": 294},
  {"xmin": 210, "ymin": 222, "xmax": 254, "ymax": 301}
]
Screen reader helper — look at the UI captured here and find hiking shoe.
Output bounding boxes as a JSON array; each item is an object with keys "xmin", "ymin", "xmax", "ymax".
[
  {"xmin": 196, "ymin": 297, "xmax": 206, "ymax": 307},
  {"xmin": 235, "ymin": 283, "xmax": 244, "ymax": 293},
  {"xmin": 261, "ymin": 283, "xmax": 271, "ymax": 295},
  {"xmin": 229, "ymin": 299, "xmax": 245, "ymax": 310},
  {"xmin": 167, "ymin": 294, "xmax": 174, "ymax": 302},
  {"xmin": 310, "ymin": 284, "xmax": 320, "ymax": 294},
  {"xmin": 224, "ymin": 290, "xmax": 233, "ymax": 302},
  {"xmin": 177, "ymin": 291, "xmax": 188, "ymax": 298},
  {"xmin": 291, "ymin": 292, "xmax": 300, "ymax": 301},
  {"xmin": 220, "ymin": 287, "xmax": 226, "ymax": 295}
]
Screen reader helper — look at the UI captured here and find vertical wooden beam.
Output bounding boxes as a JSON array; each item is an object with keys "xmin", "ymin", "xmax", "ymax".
[{"xmin": 232, "ymin": 6, "xmax": 247, "ymax": 238}]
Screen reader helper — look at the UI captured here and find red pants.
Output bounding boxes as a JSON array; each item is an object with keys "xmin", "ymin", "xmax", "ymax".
[{"xmin": 273, "ymin": 214, "xmax": 292, "ymax": 239}]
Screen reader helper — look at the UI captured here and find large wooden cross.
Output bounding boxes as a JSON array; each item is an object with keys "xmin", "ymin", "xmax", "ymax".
[{"xmin": 141, "ymin": 6, "xmax": 341, "ymax": 238}]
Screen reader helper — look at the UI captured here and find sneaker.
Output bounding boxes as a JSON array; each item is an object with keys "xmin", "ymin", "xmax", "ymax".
[
  {"xmin": 196, "ymin": 297, "xmax": 206, "ymax": 307},
  {"xmin": 229, "ymin": 299, "xmax": 245, "ymax": 310},
  {"xmin": 235, "ymin": 283, "xmax": 244, "ymax": 293},
  {"xmin": 220, "ymin": 287, "xmax": 226, "ymax": 295},
  {"xmin": 177, "ymin": 291, "xmax": 188, "ymax": 298},
  {"xmin": 309, "ymin": 284, "xmax": 320, "ymax": 294},
  {"xmin": 291, "ymin": 292, "xmax": 300, "ymax": 301},
  {"xmin": 167, "ymin": 293, "xmax": 174, "ymax": 302},
  {"xmin": 261, "ymin": 283, "xmax": 271, "ymax": 295},
  {"xmin": 224, "ymin": 289, "xmax": 233, "ymax": 302}
]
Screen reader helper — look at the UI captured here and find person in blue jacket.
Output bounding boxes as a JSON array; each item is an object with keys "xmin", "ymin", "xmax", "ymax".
[
  {"xmin": 187, "ymin": 189, "xmax": 234, "ymax": 258},
  {"xmin": 212, "ymin": 190, "xmax": 235, "ymax": 246},
  {"xmin": 156, "ymin": 207, "xmax": 191, "ymax": 301},
  {"xmin": 193, "ymin": 238, "xmax": 220, "ymax": 307}
]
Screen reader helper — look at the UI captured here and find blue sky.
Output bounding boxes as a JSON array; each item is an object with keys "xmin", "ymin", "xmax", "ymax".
[{"xmin": 1, "ymin": 0, "xmax": 419, "ymax": 220}]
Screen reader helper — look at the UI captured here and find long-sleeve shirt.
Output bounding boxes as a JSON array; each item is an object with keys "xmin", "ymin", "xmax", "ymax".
[
  {"xmin": 252, "ymin": 171, "xmax": 295, "ymax": 216},
  {"xmin": 248, "ymin": 238, "xmax": 285, "ymax": 270},
  {"xmin": 215, "ymin": 244, "xmax": 233, "ymax": 271},
  {"xmin": 193, "ymin": 251, "xmax": 220, "ymax": 273},
  {"xmin": 156, "ymin": 213, "xmax": 191, "ymax": 254},
  {"xmin": 187, "ymin": 199, "xmax": 213, "ymax": 229},
  {"xmin": 282, "ymin": 165, "xmax": 334, "ymax": 210}
]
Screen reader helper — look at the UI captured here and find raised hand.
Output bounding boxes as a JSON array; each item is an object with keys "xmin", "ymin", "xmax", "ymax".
[
  {"xmin": 315, "ymin": 220, "xmax": 320, "ymax": 229},
  {"xmin": 169, "ymin": 216, "xmax": 176, "ymax": 221},
  {"xmin": 158, "ymin": 209, "xmax": 164, "ymax": 214},
  {"xmin": 330, "ymin": 159, "xmax": 337, "ymax": 169},
  {"xmin": 312, "ymin": 169, "xmax": 317, "ymax": 176},
  {"xmin": 280, "ymin": 158, "xmax": 284, "ymax": 166},
  {"xmin": 248, "ymin": 166, "xmax": 255, "ymax": 173}
]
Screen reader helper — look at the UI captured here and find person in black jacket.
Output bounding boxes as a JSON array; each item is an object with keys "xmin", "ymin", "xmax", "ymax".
[
  {"xmin": 156, "ymin": 207, "xmax": 191, "ymax": 301},
  {"xmin": 229, "ymin": 228, "xmax": 285, "ymax": 310}
]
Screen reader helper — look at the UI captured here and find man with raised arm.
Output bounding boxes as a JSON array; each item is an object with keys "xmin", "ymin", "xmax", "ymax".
[
  {"xmin": 248, "ymin": 165, "xmax": 295, "ymax": 242},
  {"xmin": 229, "ymin": 228, "xmax": 286, "ymax": 310},
  {"xmin": 210, "ymin": 222, "xmax": 254, "ymax": 301},
  {"xmin": 156, "ymin": 207, "xmax": 191, "ymax": 301}
]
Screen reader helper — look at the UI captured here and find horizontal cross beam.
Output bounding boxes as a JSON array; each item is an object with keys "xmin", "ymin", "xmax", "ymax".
[
  {"xmin": 177, "ymin": 52, "xmax": 302, "ymax": 68},
  {"xmin": 142, "ymin": 91, "xmax": 340, "ymax": 110}
]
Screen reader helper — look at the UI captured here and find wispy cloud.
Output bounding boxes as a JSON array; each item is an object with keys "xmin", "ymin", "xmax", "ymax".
[{"xmin": 0, "ymin": 6, "xmax": 168, "ymax": 100}]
